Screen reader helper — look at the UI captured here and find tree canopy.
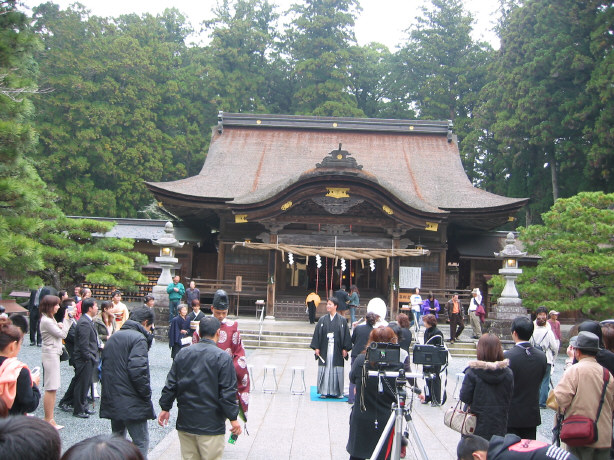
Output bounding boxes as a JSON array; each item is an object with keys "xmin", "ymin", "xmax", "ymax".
[
  {"xmin": 517, "ymin": 192, "xmax": 614, "ymax": 317},
  {"xmin": 2, "ymin": 0, "xmax": 612, "ymax": 229},
  {"xmin": 0, "ymin": 0, "xmax": 146, "ymax": 290}
]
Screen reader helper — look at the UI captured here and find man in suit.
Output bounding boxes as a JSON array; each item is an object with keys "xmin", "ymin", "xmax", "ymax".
[
  {"xmin": 27, "ymin": 285, "xmax": 53, "ymax": 346},
  {"xmin": 504, "ymin": 316, "xmax": 547, "ymax": 439},
  {"xmin": 72, "ymin": 297, "xmax": 99, "ymax": 418}
]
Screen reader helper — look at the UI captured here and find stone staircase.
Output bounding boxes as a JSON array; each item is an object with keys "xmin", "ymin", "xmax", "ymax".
[
  {"xmin": 241, "ymin": 326, "xmax": 479, "ymax": 358},
  {"xmin": 241, "ymin": 328, "xmax": 313, "ymax": 350}
]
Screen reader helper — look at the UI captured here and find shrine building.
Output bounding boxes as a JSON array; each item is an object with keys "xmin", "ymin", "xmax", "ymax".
[{"xmin": 146, "ymin": 112, "xmax": 528, "ymax": 318}]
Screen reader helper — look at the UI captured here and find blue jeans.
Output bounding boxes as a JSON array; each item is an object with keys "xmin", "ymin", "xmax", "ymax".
[
  {"xmin": 349, "ymin": 306, "xmax": 357, "ymax": 325},
  {"xmin": 413, "ymin": 310, "xmax": 422, "ymax": 331},
  {"xmin": 169, "ymin": 299, "xmax": 180, "ymax": 322},
  {"xmin": 539, "ymin": 364, "xmax": 552, "ymax": 406}
]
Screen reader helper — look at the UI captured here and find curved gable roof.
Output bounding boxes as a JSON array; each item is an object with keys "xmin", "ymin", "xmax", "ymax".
[{"xmin": 147, "ymin": 113, "xmax": 526, "ymax": 218}]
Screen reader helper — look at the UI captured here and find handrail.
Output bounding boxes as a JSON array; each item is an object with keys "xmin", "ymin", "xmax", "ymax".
[{"xmin": 258, "ymin": 301, "xmax": 266, "ymax": 347}]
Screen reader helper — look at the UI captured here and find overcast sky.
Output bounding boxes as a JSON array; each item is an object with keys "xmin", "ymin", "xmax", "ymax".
[{"xmin": 27, "ymin": 0, "xmax": 500, "ymax": 50}]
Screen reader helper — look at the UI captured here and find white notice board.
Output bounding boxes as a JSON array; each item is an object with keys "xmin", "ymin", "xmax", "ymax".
[{"xmin": 399, "ymin": 267, "xmax": 421, "ymax": 289}]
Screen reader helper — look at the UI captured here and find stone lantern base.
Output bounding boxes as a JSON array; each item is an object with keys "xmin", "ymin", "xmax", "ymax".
[
  {"xmin": 152, "ymin": 285, "xmax": 170, "ymax": 341},
  {"xmin": 487, "ymin": 298, "xmax": 529, "ymax": 340}
]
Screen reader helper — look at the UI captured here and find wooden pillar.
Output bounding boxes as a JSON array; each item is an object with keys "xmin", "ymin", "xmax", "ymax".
[
  {"xmin": 266, "ymin": 233, "xmax": 277, "ymax": 318},
  {"xmin": 438, "ymin": 223, "xmax": 448, "ymax": 289},
  {"xmin": 389, "ymin": 237, "xmax": 401, "ymax": 319},
  {"xmin": 439, "ymin": 250, "xmax": 447, "ymax": 289},
  {"xmin": 216, "ymin": 242, "xmax": 226, "ymax": 281}
]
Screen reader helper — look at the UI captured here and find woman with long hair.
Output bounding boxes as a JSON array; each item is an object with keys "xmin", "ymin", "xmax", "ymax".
[
  {"xmin": 0, "ymin": 317, "xmax": 41, "ymax": 415},
  {"xmin": 39, "ymin": 295, "xmax": 73, "ymax": 429},
  {"xmin": 459, "ymin": 333, "xmax": 514, "ymax": 440},
  {"xmin": 94, "ymin": 301, "xmax": 116, "ymax": 345},
  {"xmin": 93, "ymin": 300, "xmax": 116, "ymax": 397}
]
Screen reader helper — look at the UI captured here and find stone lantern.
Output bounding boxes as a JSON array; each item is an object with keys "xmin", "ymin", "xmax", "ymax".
[
  {"xmin": 490, "ymin": 232, "xmax": 529, "ymax": 337},
  {"xmin": 151, "ymin": 222, "xmax": 184, "ymax": 335},
  {"xmin": 152, "ymin": 222, "xmax": 184, "ymax": 286}
]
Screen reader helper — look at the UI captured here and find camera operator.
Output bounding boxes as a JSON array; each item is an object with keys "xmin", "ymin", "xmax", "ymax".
[
  {"xmin": 422, "ymin": 314, "xmax": 445, "ymax": 405},
  {"xmin": 347, "ymin": 327, "xmax": 408, "ymax": 460}
]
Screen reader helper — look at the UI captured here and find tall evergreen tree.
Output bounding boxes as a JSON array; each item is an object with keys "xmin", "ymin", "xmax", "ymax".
[
  {"xmin": 202, "ymin": 0, "xmax": 279, "ymax": 113},
  {"xmin": 471, "ymin": 0, "xmax": 605, "ymax": 224},
  {"xmin": 583, "ymin": 3, "xmax": 614, "ymax": 192},
  {"xmin": 284, "ymin": 0, "xmax": 364, "ymax": 116},
  {"xmin": 32, "ymin": 4, "xmax": 209, "ymax": 217},
  {"xmin": 0, "ymin": 1, "xmax": 146, "ymax": 290}
]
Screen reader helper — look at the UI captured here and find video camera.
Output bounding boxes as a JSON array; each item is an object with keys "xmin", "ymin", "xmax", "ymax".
[
  {"xmin": 412, "ymin": 344, "xmax": 448, "ymax": 367},
  {"xmin": 366, "ymin": 342, "xmax": 401, "ymax": 368}
]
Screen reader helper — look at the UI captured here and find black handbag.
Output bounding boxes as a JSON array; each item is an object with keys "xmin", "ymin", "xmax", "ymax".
[{"xmin": 60, "ymin": 345, "xmax": 70, "ymax": 362}]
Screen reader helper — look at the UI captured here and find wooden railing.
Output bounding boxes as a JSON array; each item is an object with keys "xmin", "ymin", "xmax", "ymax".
[{"xmin": 187, "ymin": 278, "xmax": 268, "ymax": 297}]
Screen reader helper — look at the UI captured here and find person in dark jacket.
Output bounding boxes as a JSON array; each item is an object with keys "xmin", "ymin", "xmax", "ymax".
[
  {"xmin": 457, "ymin": 433, "xmax": 578, "ymax": 460},
  {"xmin": 72, "ymin": 298, "xmax": 99, "ymax": 418},
  {"xmin": 0, "ymin": 318, "xmax": 40, "ymax": 415},
  {"xmin": 396, "ymin": 313, "xmax": 413, "ymax": 353},
  {"xmin": 334, "ymin": 286, "xmax": 351, "ymax": 313},
  {"xmin": 422, "ymin": 314, "xmax": 446, "ymax": 405},
  {"xmin": 504, "ymin": 317, "xmax": 547, "ymax": 439},
  {"xmin": 348, "ymin": 312, "xmax": 377, "ymax": 405},
  {"xmin": 460, "ymin": 333, "xmax": 514, "ymax": 441},
  {"xmin": 347, "ymin": 326, "xmax": 402, "ymax": 460},
  {"xmin": 100, "ymin": 307, "xmax": 155, "ymax": 458},
  {"xmin": 577, "ymin": 320, "xmax": 614, "ymax": 375},
  {"xmin": 158, "ymin": 317, "xmax": 241, "ymax": 460},
  {"xmin": 168, "ymin": 304, "xmax": 190, "ymax": 359}
]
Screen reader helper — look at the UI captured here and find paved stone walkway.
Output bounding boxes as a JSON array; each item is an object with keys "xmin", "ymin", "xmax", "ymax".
[{"xmin": 150, "ymin": 347, "xmax": 462, "ymax": 460}]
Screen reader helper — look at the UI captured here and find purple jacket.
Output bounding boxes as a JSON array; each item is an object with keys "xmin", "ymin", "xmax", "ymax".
[{"xmin": 421, "ymin": 299, "xmax": 440, "ymax": 318}]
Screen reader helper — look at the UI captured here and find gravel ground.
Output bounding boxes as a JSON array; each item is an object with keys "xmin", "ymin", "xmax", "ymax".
[
  {"xmin": 16, "ymin": 336, "xmax": 566, "ymax": 455},
  {"xmin": 17, "ymin": 338, "xmax": 182, "ymax": 454}
]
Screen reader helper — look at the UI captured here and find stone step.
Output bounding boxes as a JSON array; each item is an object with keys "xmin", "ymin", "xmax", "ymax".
[
  {"xmin": 242, "ymin": 335, "xmax": 312, "ymax": 346},
  {"xmin": 241, "ymin": 329, "xmax": 313, "ymax": 338}
]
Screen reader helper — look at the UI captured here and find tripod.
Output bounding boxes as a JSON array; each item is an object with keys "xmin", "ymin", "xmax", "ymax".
[{"xmin": 369, "ymin": 370, "xmax": 429, "ymax": 460}]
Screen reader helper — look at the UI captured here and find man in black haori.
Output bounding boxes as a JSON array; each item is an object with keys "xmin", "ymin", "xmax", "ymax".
[{"xmin": 310, "ymin": 297, "xmax": 352, "ymax": 398}]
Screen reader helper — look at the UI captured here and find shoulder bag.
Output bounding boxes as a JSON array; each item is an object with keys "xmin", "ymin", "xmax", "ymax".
[
  {"xmin": 444, "ymin": 400, "xmax": 476, "ymax": 435},
  {"xmin": 60, "ymin": 345, "xmax": 70, "ymax": 362},
  {"xmin": 559, "ymin": 367, "xmax": 610, "ymax": 447}
]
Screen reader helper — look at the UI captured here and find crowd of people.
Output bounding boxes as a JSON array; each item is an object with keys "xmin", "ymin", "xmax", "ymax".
[
  {"xmin": 3, "ymin": 280, "xmax": 614, "ymax": 460},
  {"xmin": 305, "ymin": 288, "xmax": 614, "ymax": 460},
  {"xmin": 0, "ymin": 278, "xmax": 249, "ymax": 460}
]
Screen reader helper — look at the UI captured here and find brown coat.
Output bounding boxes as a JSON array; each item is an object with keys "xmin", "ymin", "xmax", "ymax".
[{"xmin": 554, "ymin": 356, "xmax": 614, "ymax": 448}]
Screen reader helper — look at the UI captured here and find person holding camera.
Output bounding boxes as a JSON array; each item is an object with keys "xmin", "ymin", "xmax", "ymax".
[
  {"xmin": 346, "ymin": 326, "xmax": 402, "ymax": 460},
  {"xmin": 422, "ymin": 314, "xmax": 445, "ymax": 405}
]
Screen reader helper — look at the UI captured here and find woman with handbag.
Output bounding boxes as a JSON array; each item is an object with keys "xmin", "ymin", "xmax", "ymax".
[
  {"xmin": 459, "ymin": 333, "xmax": 513, "ymax": 440},
  {"xmin": 39, "ymin": 294, "xmax": 73, "ymax": 429}
]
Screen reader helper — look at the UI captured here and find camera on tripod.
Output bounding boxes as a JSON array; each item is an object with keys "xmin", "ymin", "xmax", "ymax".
[
  {"xmin": 366, "ymin": 342, "xmax": 401, "ymax": 368},
  {"xmin": 412, "ymin": 344, "xmax": 448, "ymax": 367}
]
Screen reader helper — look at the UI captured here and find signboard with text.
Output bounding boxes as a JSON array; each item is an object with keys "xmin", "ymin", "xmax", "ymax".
[{"xmin": 399, "ymin": 267, "xmax": 421, "ymax": 290}]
